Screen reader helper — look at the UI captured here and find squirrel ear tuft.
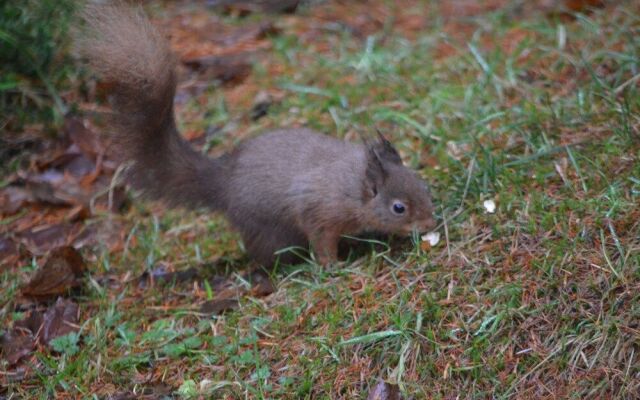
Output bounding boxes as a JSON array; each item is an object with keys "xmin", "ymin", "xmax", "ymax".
[
  {"xmin": 372, "ymin": 129, "xmax": 402, "ymax": 165},
  {"xmin": 362, "ymin": 129, "xmax": 402, "ymax": 200}
]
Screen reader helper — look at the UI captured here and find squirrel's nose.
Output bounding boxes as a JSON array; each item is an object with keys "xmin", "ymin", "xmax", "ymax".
[
  {"xmin": 421, "ymin": 217, "xmax": 437, "ymax": 232},
  {"xmin": 406, "ymin": 218, "xmax": 436, "ymax": 235}
]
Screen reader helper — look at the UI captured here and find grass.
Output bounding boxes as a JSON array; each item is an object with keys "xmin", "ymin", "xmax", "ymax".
[
  {"xmin": 0, "ymin": 0, "xmax": 76, "ymax": 133},
  {"xmin": 2, "ymin": 0, "xmax": 640, "ymax": 398}
]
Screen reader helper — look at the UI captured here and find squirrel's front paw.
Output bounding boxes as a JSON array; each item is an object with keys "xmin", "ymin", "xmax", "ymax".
[
  {"xmin": 316, "ymin": 254, "xmax": 337, "ymax": 267},
  {"xmin": 310, "ymin": 231, "xmax": 339, "ymax": 267}
]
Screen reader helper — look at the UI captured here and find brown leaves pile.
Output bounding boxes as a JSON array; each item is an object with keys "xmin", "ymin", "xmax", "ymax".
[
  {"xmin": 1, "ymin": 298, "xmax": 80, "ymax": 365},
  {"xmin": 1, "ymin": 247, "xmax": 84, "ymax": 378},
  {"xmin": 0, "ymin": 116, "xmax": 127, "ymax": 267}
]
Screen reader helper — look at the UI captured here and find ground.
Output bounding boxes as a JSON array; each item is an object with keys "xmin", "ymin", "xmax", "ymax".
[{"xmin": 1, "ymin": 0, "xmax": 639, "ymax": 399}]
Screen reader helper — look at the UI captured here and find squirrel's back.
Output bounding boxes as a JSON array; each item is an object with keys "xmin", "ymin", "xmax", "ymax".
[{"xmin": 228, "ymin": 128, "xmax": 368, "ymax": 222}]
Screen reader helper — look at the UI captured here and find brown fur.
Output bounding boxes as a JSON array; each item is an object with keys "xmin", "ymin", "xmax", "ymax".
[{"xmin": 76, "ymin": 3, "xmax": 436, "ymax": 266}]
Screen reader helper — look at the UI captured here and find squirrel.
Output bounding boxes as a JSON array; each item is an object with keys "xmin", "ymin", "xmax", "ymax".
[{"xmin": 75, "ymin": 3, "xmax": 436, "ymax": 266}]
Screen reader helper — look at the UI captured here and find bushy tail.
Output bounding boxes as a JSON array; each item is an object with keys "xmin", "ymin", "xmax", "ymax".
[{"xmin": 75, "ymin": 3, "xmax": 227, "ymax": 210}]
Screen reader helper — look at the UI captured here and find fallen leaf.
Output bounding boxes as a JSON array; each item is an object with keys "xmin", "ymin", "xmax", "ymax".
[
  {"xmin": 21, "ymin": 246, "xmax": 86, "ymax": 299},
  {"xmin": 25, "ymin": 168, "xmax": 64, "ymax": 186},
  {"xmin": 367, "ymin": 380, "xmax": 403, "ymax": 400},
  {"xmin": 0, "ymin": 329, "xmax": 36, "ymax": 366},
  {"xmin": 2, "ymin": 298, "xmax": 80, "ymax": 365},
  {"xmin": 18, "ymin": 223, "xmax": 81, "ymax": 255},
  {"xmin": 14, "ymin": 310, "xmax": 44, "ymax": 334},
  {"xmin": 200, "ymin": 298, "xmax": 239, "ymax": 315},
  {"xmin": 63, "ymin": 116, "xmax": 107, "ymax": 162},
  {"xmin": 13, "ymin": 297, "xmax": 79, "ymax": 345},
  {"xmin": 61, "ymin": 153, "xmax": 96, "ymax": 178},
  {"xmin": 40, "ymin": 298, "xmax": 80, "ymax": 345},
  {"xmin": 0, "ymin": 186, "xmax": 32, "ymax": 215},
  {"xmin": 37, "ymin": 150, "xmax": 96, "ymax": 178},
  {"xmin": 24, "ymin": 179, "xmax": 68, "ymax": 206},
  {"xmin": 73, "ymin": 219, "xmax": 126, "ymax": 252},
  {"xmin": 24, "ymin": 171, "xmax": 91, "ymax": 207}
]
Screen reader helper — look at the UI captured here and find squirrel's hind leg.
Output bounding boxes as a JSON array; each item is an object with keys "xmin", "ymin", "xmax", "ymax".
[{"xmin": 241, "ymin": 224, "xmax": 307, "ymax": 267}]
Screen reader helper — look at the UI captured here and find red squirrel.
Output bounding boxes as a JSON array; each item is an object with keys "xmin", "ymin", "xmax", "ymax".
[{"xmin": 76, "ymin": 3, "xmax": 436, "ymax": 266}]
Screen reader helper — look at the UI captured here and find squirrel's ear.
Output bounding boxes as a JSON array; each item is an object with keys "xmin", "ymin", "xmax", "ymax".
[
  {"xmin": 363, "ymin": 146, "xmax": 386, "ymax": 199},
  {"xmin": 373, "ymin": 129, "xmax": 402, "ymax": 165},
  {"xmin": 362, "ymin": 130, "xmax": 401, "ymax": 199}
]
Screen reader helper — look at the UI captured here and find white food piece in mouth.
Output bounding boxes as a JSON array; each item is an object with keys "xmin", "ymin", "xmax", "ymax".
[
  {"xmin": 421, "ymin": 231, "xmax": 440, "ymax": 246},
  {"xmin": 483, "ymin": 199, "xmax": 496, "ymax": 214}
]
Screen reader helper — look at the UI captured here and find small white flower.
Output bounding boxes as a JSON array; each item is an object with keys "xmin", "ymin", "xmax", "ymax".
[
  {"xmin": 483, "ymin": 199, "xmax": 496, "ymax": 214},
  {"xmin": 421, "ymin": 231, "xmax": 440, "ymax": 246}
]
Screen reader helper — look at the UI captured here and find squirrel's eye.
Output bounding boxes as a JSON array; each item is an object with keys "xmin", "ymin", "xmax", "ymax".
[{"xmin": 392, "ymin": 201, "xmax": 406, "ymax": 215}]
